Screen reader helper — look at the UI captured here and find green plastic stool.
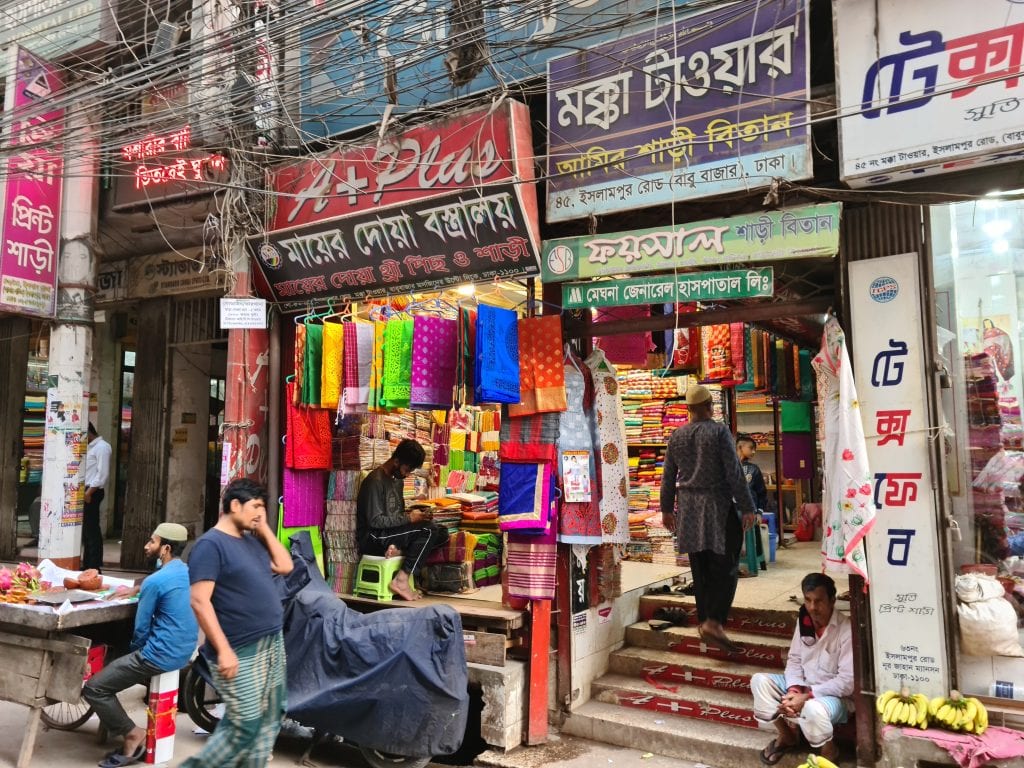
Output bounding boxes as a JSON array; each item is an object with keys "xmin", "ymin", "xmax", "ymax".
[
  {"xmin": 743, "ymin": 521, "xmax": 767, "ymax": 576},
  {"xmin": 353, "ymin": 555, "xmax": 414, "ymax": 600}
]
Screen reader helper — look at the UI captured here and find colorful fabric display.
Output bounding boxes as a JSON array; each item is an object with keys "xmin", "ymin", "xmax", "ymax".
[
  {"xmin": 411, "ymin": 315, "xmax": 458, "ymax": 409},
  {"xmin": 302, "ymin": 322, "xmax": 323, "ymax": 406},
  {"xmin": 293, "ymin": 324, "xmax": 306, "ymax": 405},
  {"xmin": 369, "ymin": 320, "xmax": 387, "ymax": 411},
  {"xmin": 320, "ymin": 322, "xmax": 344, "ymax": 410},
  {"xmin": 341, "ymin": 322, "xmax": 373, "ymax": 414},
  {"xmin": 459, "ymin": 308, "xmax": 477, "ymax": 406},
  {"xmin": 475, "ymin": 304, "xmax": 520, "ymax": 403},
  {"xmin": 506, "ymin": 504, "xmax": 558, "ymax": 599},
  {"xmin": 285, "ymin": 381, "xmax": 332, "ymax": 469},
  {"xmin": 499, "ymin": 462, "xmax": 554, "ymax": 531},
  {"xmin": 509, "ymin": 315, "xmax": 567, "ymax": 417},
  {"xmin": 593, "ymin": 306, "xmax": 652, "ymax": 366},
  {"xmin": 702, "ymin": 324, "xmax": 734, "ymax": 381},
  {"xmin": 586, "ymin": 348, "xmax": 630, "ymax": 544},
  {"xmin": 283, "ymin": 468, "xmax": 327, "ymax": 527},
  {"xmin": 499, "ymin": 408, "xmax": 560, "ymax": 464},
  {"xmin": 382, "ymin": 317, "xmax": 414, "ymax": 408}
]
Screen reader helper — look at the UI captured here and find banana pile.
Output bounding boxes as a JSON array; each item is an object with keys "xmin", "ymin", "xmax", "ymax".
[
  {"xmin": 928, "ymin": 690, "xmax": 988, "ymax": 734},
  {"xmin": 877, "ymin": 687, "xmax": 930, "ymax": 728},
  {"xmin": 796, "ymin": 754, "xmax": 839, "ymax": 768}
]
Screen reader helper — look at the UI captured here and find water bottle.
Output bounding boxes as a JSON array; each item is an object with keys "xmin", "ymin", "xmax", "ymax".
[{"xmin": 990, "ymin": 681, "xmax": 1024, "ymax": 700}]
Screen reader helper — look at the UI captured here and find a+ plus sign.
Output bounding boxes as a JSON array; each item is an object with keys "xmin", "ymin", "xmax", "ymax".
[{"xmin": 336, "ymin": 166, "xmax": 369, "ymax": 206}]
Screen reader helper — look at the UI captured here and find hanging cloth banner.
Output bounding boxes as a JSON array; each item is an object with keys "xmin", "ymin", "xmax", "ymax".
[
  {"xmin": 411, "ymin": 315, "xmax": 458, "ymax": 410},
  {"xmin": 509, "ymin": 315, "xmax": 567, "ymax": 417},
  {"xmin": 475, "ymin": 305, "xmax": 521, "ymax": 404}
]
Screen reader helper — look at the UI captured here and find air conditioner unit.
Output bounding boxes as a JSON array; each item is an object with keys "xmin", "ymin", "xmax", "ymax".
[{"xmin": 151, "ymin": 22, "xmax": 182, "ymax": 58}]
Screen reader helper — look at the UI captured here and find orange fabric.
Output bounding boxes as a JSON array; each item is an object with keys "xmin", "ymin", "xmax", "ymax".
[{"xmin": 509, "ymin": 315, "xmax": 567, "ymax": 417}]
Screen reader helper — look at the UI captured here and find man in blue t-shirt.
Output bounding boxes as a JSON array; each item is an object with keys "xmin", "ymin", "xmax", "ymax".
[
  {"xmin": 84, "ymin": 522, "xmax": 198, "ymax": 768},
  {"xmin": 182, "ymin": 479, "xmax": 293, "ymax": 768}
]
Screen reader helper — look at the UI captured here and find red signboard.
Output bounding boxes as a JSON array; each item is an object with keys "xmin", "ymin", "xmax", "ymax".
[{"xmin": 269, "ymin": 100, "xmax": 533, "ymax": 231}]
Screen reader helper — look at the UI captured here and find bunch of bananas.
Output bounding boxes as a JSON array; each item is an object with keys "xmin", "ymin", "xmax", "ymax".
[
  {"xmin": 796, "ymin": 754, "xmax": 839, "ymax": 768},
  {"xmin": 877, "ymin": 687, "xmax": 930, "ymax": 728},
  {"xmin": 928, "ymin": 690, "xmax": 988, "ymax": 734}
]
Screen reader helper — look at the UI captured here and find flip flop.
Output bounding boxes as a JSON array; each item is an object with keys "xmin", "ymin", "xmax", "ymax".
[
  {"xmin": 648, "ymin": 619, "xmax": 673, "ymax": 631},
  {"xmin": 652, "ymin": 607, "xmax": 690, "ymax": 627},
  {"xmin": 759, "ymin": 738, "xmax": 797, "ymax": 766},
  {"xmin": 98, "ymin": 744, "xmax": 145, "ymax": 768}
]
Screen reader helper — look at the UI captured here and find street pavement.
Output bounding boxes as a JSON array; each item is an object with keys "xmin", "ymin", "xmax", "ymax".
[{"xmin": 0, "ymin": 685, "xmax": 714, "ymax": 768}]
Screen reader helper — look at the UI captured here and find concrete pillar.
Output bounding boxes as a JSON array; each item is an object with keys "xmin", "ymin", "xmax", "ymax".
[
  {"xmin": 39, "ymin": 104, "xmax": 98, "ymax": 568},
  {"xmin": 166, "ymin": 345, "xmax": 212, "ymax": 537}
]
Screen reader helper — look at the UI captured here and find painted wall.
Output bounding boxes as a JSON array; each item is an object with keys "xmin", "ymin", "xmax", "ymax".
[{"xmin": 165, "ymin": 346, "xmax": 211, "ymax": 537}]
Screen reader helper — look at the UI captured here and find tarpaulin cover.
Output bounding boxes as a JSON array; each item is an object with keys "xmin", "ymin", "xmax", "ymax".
[{"xmin": 278, "ymin": 533, "xmax": 469, "ymax": 757}]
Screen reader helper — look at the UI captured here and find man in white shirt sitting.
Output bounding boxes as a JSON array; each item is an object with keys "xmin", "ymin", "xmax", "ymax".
[
  {"xmin": 752, "ymin": 573, "xmax": 853, "ymax": 765},
  {"xmin": 83, "ymin": 422, "xmax": 112, "ymax": 571}
]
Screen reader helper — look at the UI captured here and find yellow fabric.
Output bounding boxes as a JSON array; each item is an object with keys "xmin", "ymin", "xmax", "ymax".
[{"xmin": 320, "ymin": 322, "xmax": 344, "ymax": 410}]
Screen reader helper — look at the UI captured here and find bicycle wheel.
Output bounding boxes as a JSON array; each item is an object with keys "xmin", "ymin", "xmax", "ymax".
[
  {"xmin": 41, "ymin": 697, "xmax": 94, "ymax": 731},
  {"xmin": 182, "ymin": 665, "xmax": 223, "ymax": 734}
]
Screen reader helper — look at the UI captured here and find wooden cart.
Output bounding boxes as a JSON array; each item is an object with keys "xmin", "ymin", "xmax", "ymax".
[{"xmin": 0, "ymin": 599, "xmax": 136, "ymax": 768}]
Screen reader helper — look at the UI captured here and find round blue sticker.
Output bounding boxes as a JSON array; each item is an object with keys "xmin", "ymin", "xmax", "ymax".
[{"xmin": 869, "ymin": 276, "xmax": 899, "ymax": 303}]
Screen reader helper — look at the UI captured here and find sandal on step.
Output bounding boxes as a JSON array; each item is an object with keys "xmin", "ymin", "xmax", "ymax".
[
  {"xmin": 648, "ymin": 619, "xmax": 673, "ymax": 631},
  {"xmin": 759, "ymin": 738, "xmax": 797, "ymax": 766},
  {"xmin": 98, "ymin": 745, "xmax": 145, "ymax": 768},
  {"xmin": 652, "ymin": 607, "xmax": 690, "ymax": 627}
]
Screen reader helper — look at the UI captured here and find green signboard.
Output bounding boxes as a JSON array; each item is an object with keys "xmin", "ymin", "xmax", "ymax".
[
  {"xmin": 541, "ymin": 203, "xmax": 841, "ymax": 283},
  {"xmin": 561, "ymin": 267, "xmax": 774, "ymax": 309}
]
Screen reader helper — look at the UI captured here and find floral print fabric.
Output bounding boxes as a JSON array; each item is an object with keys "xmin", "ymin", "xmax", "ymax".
[{"xmin": 585, "ymin": 349, "xmax": 630, "ymax": 544}]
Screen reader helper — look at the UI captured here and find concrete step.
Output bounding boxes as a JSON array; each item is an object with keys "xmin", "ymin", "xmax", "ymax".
[
  {"xmin": 638, "ymin": 595, "xmax": 797, "ymax": 638},
  {"xmin": 609, "ymin": 644, "xmax": 772, "ymax": 695},
  {"xmin": 625, "ymin": 621, "xmax": 789, "ymax": 670},
  {"xmin": 592, "ymin": 672, "xmax": 757, "ymax": 729},
  {"xmin": 562, "ymin": 699, "xmax": 808, "ymax": 768}
]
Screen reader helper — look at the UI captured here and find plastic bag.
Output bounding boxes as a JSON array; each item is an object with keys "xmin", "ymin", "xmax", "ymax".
[
  {"xmin": 984, "ymin": 320, "xmax": 1015, "ymax": 380},
  {"xmin": 956, "ymin": 574, "xmax": 1024, "ymax": 657},
  {"xmin": 794, "ymin": 503, "xmax": 822, "ymax": 542}
]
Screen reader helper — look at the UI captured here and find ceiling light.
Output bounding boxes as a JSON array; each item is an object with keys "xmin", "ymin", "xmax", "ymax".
[
  {"xmin": 455, "ymin": 284, "xmax": 476, "ymax": 297},
  {"xmin": 984, "ymin": 219, "xmax": 1012, "ymax": 238}
]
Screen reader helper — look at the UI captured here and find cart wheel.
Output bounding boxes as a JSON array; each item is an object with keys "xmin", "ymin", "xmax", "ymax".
[
  {"xmin": 41, "ymin": 698, "xmax": 94, "ymax": 731},
  {"xmin": 358, "ymin": 746, "xmax": 431, "ymax": 768},
  {"xmin": 182, "ymin": 665, "xmax": 223, "ymax": 734}
]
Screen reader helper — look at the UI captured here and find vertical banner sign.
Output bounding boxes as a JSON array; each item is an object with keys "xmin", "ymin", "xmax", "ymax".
[
  {"xmin": 0, "ymin": 46, "xmax": 64, "ymax": 317},
  {"xmin": 849, "ymin": 253, "xmax": 950, "ymax": 696},
  {"xmin": 38, "ymin": 387, "xmax": 87, "ymax": 555}
]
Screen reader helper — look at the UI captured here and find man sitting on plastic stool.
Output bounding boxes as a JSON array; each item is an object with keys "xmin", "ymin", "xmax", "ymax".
[
  {"xmin": 751, "ymin": 573, "xmax": 853, "ymax": 765},
  {"xmin": 356, "ymin": 439, "xmax": 448, "ymax": 601}
]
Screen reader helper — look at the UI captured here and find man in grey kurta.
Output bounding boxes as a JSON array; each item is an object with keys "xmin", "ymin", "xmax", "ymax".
[{"xmin": 661, "ymin": 385, "xmax": 756, "ymax": 653}]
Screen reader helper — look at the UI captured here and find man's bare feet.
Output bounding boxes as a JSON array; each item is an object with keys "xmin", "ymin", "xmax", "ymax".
[
  {"xmin": 818, "ymin": 739, "xmax": 839, "ymax": 761},
  {"xmin": 384, "ymin": 544, "xmax": 401, "ymax": 558},
  {"xmin": 389, "ymin": 572, "xmax": 420, "ymax": 601}
]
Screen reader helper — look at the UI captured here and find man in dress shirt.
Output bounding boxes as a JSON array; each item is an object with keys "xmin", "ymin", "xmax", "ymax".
[
  {"xmin": 83, "ymin": 422, "xmax": 112, "ymax": 570},
  {"xmin": 751, "ymin": 573, "xmax": 853, "ymax": 765}
]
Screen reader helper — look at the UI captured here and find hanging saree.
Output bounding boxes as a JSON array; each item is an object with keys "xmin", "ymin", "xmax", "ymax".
[
  {"xmin": 381, "ymin": 317, "xmax": 414, "ymax": 409},
  {"xmin": 509, "ymin": 315, "xmax": 567, "ymax": 417},
  {"xmin": 506, "ymin": 505, "xmax": 558, "ymax": 600},
  {"xmin": 474, "ymin": 305, "xmax": 520, "ymax": 404},
  {"xmin": 302, "ymin": 322, "xmax": 323, "ymax": 406},
  {"xmin": 498, "ymin": 462, "xmax": 554, "ymax": 532},
  {"xmin": 368, "ymin": 320, "xmax": 387, "ymax": 411},
  {"xmin": 593, "ymin": 306, "xmax": 651, "ymax": 366},
  {"xmin": 320, "ymin": 322, "xmax": 344, "ymax": 410},
  {"xmin": 558, "ymin": 359, "xmax": 602, "ymax": 544},
  {"xmin": 283, "ymin": 468, "xmax": 327, "ymax": 527},
  {"xmin": 585, "ymin": 348, "xmax": 630, "ymax": 544},
  {"xmin": 285, "ymin": 381, "xmax": 332, "ymax": 469},
  {"xmin": 411, "ymin": 315, "xmax": 458, "ymax": 410},
  {"xmin": 292, "ymin": 324, "xmax": 306, "ymax": 406}
]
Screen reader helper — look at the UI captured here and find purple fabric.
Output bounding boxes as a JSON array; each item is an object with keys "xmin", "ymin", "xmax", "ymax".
[
  {"xmin": 283, "ymin": 468, "xmax": 327, "ymax": 527},
  {"xmin": 782, "ymin": 433, "xmax": 814, "ymax": 480},
  {"xmin": 411, "ymin": 315, "xmax": 458, "ymax": 409}
]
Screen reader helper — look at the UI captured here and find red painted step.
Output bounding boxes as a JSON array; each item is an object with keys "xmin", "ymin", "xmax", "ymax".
[
  {"xmin": 592, "ymin": 674, "xmax": 759, "ymax": 730},
  {"xmin": 625, "ymin": 623, "xmax": 789, "ymax": 670},
  {"xmin": 638, "ymin": 596, "xmax": 797, "ymax": 639}
]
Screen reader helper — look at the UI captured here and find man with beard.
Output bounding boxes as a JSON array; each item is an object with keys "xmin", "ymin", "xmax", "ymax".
[
  {"xmin": 84, "ymin": 523, "xmax": 198, "ymax": 768},
  {"xmin": 357, "ymin": 439, "xmax": 448, "ymax": 601}
]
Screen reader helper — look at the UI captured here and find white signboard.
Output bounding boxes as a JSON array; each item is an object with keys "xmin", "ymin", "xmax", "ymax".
[
  {"xmin": 220, "ymin": 298, "xmax": 267, "ymax": 329},
  {"xmin": 849, "ymin": 253, "xmax": 950, "ymax": 696},
  {"xmin": 835, "ymin": 0, "xmax": 1024, "ymax": 186}
]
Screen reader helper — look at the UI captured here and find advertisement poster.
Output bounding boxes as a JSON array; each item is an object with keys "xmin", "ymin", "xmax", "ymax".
[{"xmin": 561, "ymin": 450, "xmax": 592, "ymax": 503}]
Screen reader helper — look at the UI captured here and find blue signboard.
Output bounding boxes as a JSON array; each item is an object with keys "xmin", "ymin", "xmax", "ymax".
[{"xmin": 298, "ymin": 0, "xmax": 709, "ymax": 139}]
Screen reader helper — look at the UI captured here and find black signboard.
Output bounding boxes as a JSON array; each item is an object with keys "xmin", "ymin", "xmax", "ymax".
[{"xmin": 251, "ymin": 182, "xmax": 540, "ymax": 302}]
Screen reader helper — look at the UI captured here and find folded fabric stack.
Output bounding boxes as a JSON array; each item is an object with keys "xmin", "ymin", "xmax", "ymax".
[
  {"xmin": 472, "ymin": 533, "xmax": 502, "ymax": 586},
  {"xmin": 639, "ymin": 400, "xmax": 665, "ymax": 442},
  {"xmin": 662, "ymin": 402, "xmax": 688, "ymax": 438},
  {"xmin": 626, "ymin": 541, "xmax": 653, "ymax": 562},
  {"xmin": 426, "ymin": 497, "xmax": 464, "ymax": 533},
  {"xmin": 324, "ymin": 469, "xmax": 361, "ymax": 595},
  {"xmin": 425, "ymin": 529, "xmax": 479, "ymax": 566},
  {"xmin": 622, "ymin": 401, "xmax": 643, "ymax": 441},
  {"xmin": 646, "ymin": 514, "xmax": 676, "ymax": 565},
  {"xmin": 452, "ymin": 492, "xmax": 500, "ymax": 534}
]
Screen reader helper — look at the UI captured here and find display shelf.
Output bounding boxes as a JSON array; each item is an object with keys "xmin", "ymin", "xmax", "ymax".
[{"xmin": 628, "ymin": 442, "xmax": 667, "ymax": 448}]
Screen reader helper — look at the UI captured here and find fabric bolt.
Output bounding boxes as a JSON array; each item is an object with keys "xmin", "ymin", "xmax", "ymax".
[
  {"xmin": 293, "ymin": 324, "xmax": 306, "ymax": 406},
  {"xmin": 285, "ymin": 381, "xmax": 332, "ymax": 470},
  {"xmin": 369, "ymin": 320, "xmax": 387, "ymax": 411},
  {"xmin": 509, "ymin": 315, "xmax": 567, "ymax": 416},
  {"xmin": 812, "ymin": 317, "xmax": 875, "ymax": 582},
  {"xmin": 303, "ymin": 322, "xmax": 324, "ymax": 406},
  {"xmin": 558, "ymin": 361, "xmax": 602, "ymax": 544},
  {"xmin": 411, "ymin": 315, "xmax": 458, "ymax": 410},
  {"xmin": 498, "ymin": 462, "xmax": 552, "ymax": 531},
  {"xmin": 593, "ymin": 306, "xmax": 652, "ymax": 366},
  {"xmin": 499, "ymin": 407, "xmax": 560, "ymax": 465},
  {"xmin": 382, "ymin": 317, "xmax": 414, "ymax": 409},
  {"xmin": 320, "ymin": 322, "xmax": 344, "ymax": 410},
  {"xmin": 475, "ymin": 305, "xmax": 520, "ymax": 403},
  {"xmin": 506, "ymin": 504, "xmax": 558, "ymax": 599},
  {"xmin": 586, "ymin": 348, "xmax": 630, "ymax": 544},
  {"xmin": 283, "ymin": 468, "xmax": 328, "ymax": 527}
]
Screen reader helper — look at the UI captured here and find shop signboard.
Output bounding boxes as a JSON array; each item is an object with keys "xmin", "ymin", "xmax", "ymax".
[
  {"xmin": 542, "ymin": 203, "xmax": 840, "ymax": 283},
  {"xmin": 112, "ymin": 124, "xmax": 230, "ymax": 210},
  {"xmin": 299, "ymin": 0, "xmax": 713, "ymax": 139},
  {"xmin": 562, "ymin": 267, "xmax": 773, "ymax": 309},
  {"xmin": 253, "ymin": 182, "xmax": 540, "ymax": 302},
  {"xmin": 0, "ymin": 46, "xmax": 64, "ymax": 318},
  {"xmin": 270, "ymin": 101, "xmax": 533, "ymax": 230},
  {"xmin": 0, "ymin": 0, "xmax": 115, "ymax": 79},
  {"xmin": 95, "ymin": 250, "xmax": 227, "ymax": 304},
  {"xmin": 849, "ymin": 252, "xmax": 950, "ymax": 696},
  {"xmin": 545, "ymin": 0, "xmax": 810, "ymax": 222},
  {"xmin": 835, "ymin": 0, "xmax": 1024, "ymax": 186}
]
